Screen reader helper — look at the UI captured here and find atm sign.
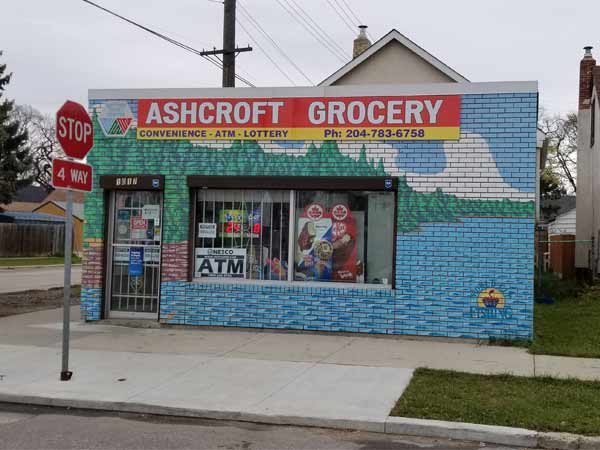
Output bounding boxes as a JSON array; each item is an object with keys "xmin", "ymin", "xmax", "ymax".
[{"xmin": 195, "ymin": 248, "xmax": 246, "ymax": 278}]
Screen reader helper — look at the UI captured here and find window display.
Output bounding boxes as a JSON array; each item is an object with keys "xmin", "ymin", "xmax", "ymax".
[
  {"xmin": 294, "ymin": 191, "xmax": 394, "ymax": 285},
  {"xmin": 194, "ymin": 189, "xmax": 289, "ymax": 280},
  {"xmin": 193, "ymin": 188, "xmax": 394, "ymax": 286}
]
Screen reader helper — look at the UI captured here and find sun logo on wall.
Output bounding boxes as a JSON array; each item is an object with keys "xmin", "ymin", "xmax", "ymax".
[
  {"xmin": 477, "ymin": 288, "xmax": 505, "ymax": 309},
  {"xmin": 98, "ymin": 101, "xmax": 133, "ymax": 137}
]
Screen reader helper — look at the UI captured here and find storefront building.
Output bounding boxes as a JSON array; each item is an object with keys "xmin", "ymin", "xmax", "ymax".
[{"xmin": 81, "ymin": 81, "xmax": 537, "ymax": 340}]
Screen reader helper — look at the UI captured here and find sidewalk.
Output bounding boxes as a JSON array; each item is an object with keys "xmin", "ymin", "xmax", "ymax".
[
  {"xmin": 3, "ymin": 306, "xmax": 599, "ymax": 380},
  {"xmin": 0, "ymin": 266, "xmax": 82, "ymax": 293},
  {"xmin": 0, "ymin": 306, "xmax": 599, "ymax": 435}
]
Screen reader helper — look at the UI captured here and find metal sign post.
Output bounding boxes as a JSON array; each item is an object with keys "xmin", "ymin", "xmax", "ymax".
[
  {"xmin": 61, "ymin": 187, "xmax": 73, "ymax": 381},
  {"xmin": 54, "ymin": 100, "xmax": 94, "ymax": 382}
]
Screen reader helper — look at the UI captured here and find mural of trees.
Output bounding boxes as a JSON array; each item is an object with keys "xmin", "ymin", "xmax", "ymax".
[{"xmin": 86, "ymin": 117, "xmax": 534, "ymax": 243}]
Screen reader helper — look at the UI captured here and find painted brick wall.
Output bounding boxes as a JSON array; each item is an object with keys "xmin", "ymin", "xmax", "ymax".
[{"xmin": 82, "ymin": 89, "xmax": 537, "ymax": 339}]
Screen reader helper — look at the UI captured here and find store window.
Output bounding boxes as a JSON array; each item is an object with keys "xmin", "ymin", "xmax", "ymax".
[
  {"xmin": 194, "ymin": 189, "xmax": 290, "ymax": 280},
  {"xmin": 192, "ymin": 182, "xmax": 395, "ymax": 286},
  {"xmin": 295, "ymin": 191, "xmax": 394, "ymax": 285}
]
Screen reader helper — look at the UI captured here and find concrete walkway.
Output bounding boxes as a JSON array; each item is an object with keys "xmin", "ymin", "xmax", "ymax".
[
  {"xmin": 0, "ymin": 266, "xmax": 82, "ymax": 293},
  {"xmin": 0, "ymin": 306, "xmax": 599, "ymax": 431},
  {"xmin": 2, "ymin": 306, "xmax": 600, "ymax": 380}
]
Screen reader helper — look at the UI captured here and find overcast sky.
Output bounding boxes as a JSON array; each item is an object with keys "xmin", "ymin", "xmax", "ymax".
[{"xmin": 1, "ymin": 0, "xmax": 597, "ymax": 116}]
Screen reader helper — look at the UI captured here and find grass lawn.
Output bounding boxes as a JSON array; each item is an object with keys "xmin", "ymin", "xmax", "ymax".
[
  {"xmin": 392, "ymin": 368, "xmax": 600, "ymax": 435},
  {"xmin": 530, "ymin": 275, "xmax": 600, "ymax": 358},
  {"xmin": 0, "ymin": 256, "xmax": 82, "ymax": 267},
  {"xmin": 490, "ymin": 275, "xmax": 600, "ymax": 358}
]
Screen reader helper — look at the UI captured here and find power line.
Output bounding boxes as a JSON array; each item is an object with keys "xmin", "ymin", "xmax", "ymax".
[
  {"xmin": 337, "ymin": 0, "xmax": 372, "ymax": 40},
  {"xmin": 80, "ymin": 0, "xmax": 256, "ymax": 87},
  {"xmin": 324, "ymin": 0, "xmax": 356, "ymax": 34},
  {"xmin": 235, "ymin": 18, "xmax": 297, "ymax": 86},
  {"xmin": 238, "ymin": 1, "xmax": 314, "ymax": 85},
  {"xmin": 339, "ymin": 0, "xmax": 361, "ymax": 24},
  {"xmin": 280, "ymin": 0, "xmax": 349, "ymax": 62},
  {"xmin": 283, "ymin": 0, "xmax": 348, "ymax": 59},
  {"xmin": 333, "ymin": 0, "xmax": 357, "ymax": 29}
]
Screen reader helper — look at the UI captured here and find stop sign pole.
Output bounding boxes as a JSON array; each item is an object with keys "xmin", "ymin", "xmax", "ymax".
[{"xmin": 55, "ymin": 100, "xmax": 94, "ymax": 382}]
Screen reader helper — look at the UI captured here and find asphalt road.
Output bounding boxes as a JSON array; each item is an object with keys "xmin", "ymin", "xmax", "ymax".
[
  {"xmin": 0, "ymin": 266, "xmax": 82, "ymax": 293},
  {"xmin": 0, "ymin": 403, "xmax": 530, "ymax": 450}
]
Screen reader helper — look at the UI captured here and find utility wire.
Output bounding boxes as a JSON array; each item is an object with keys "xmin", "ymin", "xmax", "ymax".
[
  {"xmin": 238, "ymin": 1, "xmax": 314, "ymax": 85},
  {"xmin": 324, "ymin": 0, "xmax": 356, "ymax": 34},
  {"xmin": 339, "ymin": 0, "xmax": 361, "ymax": 23},
  {"xmin": 280, "ymin": 0, "xmax": 348, "ymax": 62},
  {"xmin": 333, "ymin": 0, "xmax": 359, "ymax": 29},
  {"xmin": 338, "ymin": 0, "xmax": 372, "ymax": 40},
  {"xmin": 80, "ymin": 0, "xmax": 256, "ymax": 87},
  {"xmin": 235, "ymin": 18, "xmax": 297, "ymax": 86},
  {"xmin": 277, "ymin": 0, "xmax": 342, "ymax": 61}
]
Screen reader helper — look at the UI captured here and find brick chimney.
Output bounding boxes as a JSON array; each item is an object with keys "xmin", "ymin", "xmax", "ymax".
[
  {"xmin": 579, "ymin": 46, "xmax": 596, "ymax": 110},
  {"xmin": 353, "ymin": 25, "xmax": 371, "ymax": 58}
]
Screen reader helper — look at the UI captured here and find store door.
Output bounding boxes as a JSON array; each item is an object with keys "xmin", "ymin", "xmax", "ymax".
[{"xmin": 105, "ymin": 190, "xmax": 163, "ymax": 319}]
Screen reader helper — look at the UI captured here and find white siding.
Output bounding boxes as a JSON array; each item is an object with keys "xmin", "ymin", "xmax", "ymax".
[{"xmin": 549, "ymin": 209, "xmax": 576, "ymax": 236}]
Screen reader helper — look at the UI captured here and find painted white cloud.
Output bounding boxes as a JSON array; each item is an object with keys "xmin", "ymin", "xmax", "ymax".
[{"xmin": 260, "ymin": 135, "xmax": 534, "ymax": 201}]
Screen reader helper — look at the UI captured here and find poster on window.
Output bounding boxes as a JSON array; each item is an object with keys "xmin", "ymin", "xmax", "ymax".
[
  {"xmin": 130, "ymin": 217, "xmax": 148, "ymax": 240},
  {"xmin": 218, "ymin": 209, "xmax": 261, "ymax": 239},
  {"xmin": 295, "ymin": 203, "xmax": 333, "ymax": 281},
  {"xmin": 330, "ymin": 204, "xmax": 357, "ymax": 282},
  {"xmin": 195, "ymin": 248, "xmax": 247, "ymax": 278},
  {"xmin": 128, "ymin": 247, "xmax": 144, "ymax": 276}
]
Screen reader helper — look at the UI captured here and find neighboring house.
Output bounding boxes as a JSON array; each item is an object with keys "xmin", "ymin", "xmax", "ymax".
[
  {"xmin": 0, "ymin": 211, "xmax": 66, "ymax": 257},
  {"xmin": 44, "ymin": 189, "xmax": 85, "ymax": 204},
  {"xmin": 576, "ymin": 46, "xmax": 600, "ymax": 275},
  {"xmin": 0, "ymin": 211, "xmax": 66, "ymax": 225},
  {"xmin": 33, "ymin": 200, "xmax": 84, "ymax": 255},
  {"xmin": 0, "ymin": 185, "xmax": 85, "ymax": 254},
  {"xmin": 320, "ymin": 28, "xmax": 469, "ymax": 86},
  {"xmin": 547, "ymin": 207, "xmax": 577, "ymax": 279},
  {"xmin": 549, "ymin": 208, "xmax": 576, "ymax": 236},
  {"xmin": 0, "ymin": 185, "xmax": 49, "ymax": 212}
]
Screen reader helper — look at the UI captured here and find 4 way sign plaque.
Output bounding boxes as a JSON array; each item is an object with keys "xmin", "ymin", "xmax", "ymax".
[{"xmin": 52, "ymin": 158, "xmax": 93, "ymax": 192}]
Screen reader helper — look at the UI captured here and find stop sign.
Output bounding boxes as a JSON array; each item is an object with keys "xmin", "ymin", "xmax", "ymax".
[{"xmin": 56, "ymin": 100, "xmax": 94, "ymax": 160}]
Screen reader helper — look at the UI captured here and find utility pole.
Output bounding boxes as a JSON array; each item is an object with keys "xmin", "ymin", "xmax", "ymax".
[
  {"xmin": 222, "ymin": 0, "xmax": 236, "ymax": 87},
  {"xmin": 201, "ymin": 0, "xmax": 252, "ymax": 87}
]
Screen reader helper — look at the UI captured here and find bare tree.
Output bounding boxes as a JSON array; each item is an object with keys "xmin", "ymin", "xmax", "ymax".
[
  {"xmin": 539, "ymin": 111, "xmax": 577, "ymax": 193},
  {"xmin": 12, "ymin": 105, "xmax": 63, "ymax": 191}
]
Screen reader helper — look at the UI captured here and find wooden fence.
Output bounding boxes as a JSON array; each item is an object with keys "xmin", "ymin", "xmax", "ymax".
[{"xmin": 0, "ymin": 223, "xmax": 65, "ymax": 257}]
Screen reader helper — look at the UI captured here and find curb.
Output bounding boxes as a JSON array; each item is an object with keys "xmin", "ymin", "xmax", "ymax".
[
  {"xmin": 1, "ymin": 393, "xmax": 599, "ymax": 448},
  {"xmin": 385, "ymin": 416, "xmax": 537, "ymax": 448}
]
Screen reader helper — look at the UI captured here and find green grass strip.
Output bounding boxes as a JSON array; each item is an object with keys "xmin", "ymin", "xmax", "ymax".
[
  {"xmin": 531, "ymin": 282, "xmax": 600, "ymax": 358},
  {"xmin": 392, "ymin": 368, "xmax": 600, "ymax": 435}
]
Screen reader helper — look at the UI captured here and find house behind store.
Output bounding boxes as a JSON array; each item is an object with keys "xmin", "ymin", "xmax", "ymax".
[
  {"xmin": 81, "ymin": 28, "xmax": 538, "ymax": 340},
  {"xmin": 0, "ymin": 186, "xmax": 85, "ymax": 256},
  {"xmin": 577, "ymin": 46, "xmax": 600, "ymax": 277}
]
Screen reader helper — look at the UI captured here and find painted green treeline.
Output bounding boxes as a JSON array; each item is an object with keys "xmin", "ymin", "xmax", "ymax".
[{"xmin": 85, "ymin": 119, "xmax": 534, "ymax": 244}]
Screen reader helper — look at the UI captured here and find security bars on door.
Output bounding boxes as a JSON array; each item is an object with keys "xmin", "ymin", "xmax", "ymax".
[{"xmin": 109, "ymin": 191, "xmax": 162, "ymax": 314}]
